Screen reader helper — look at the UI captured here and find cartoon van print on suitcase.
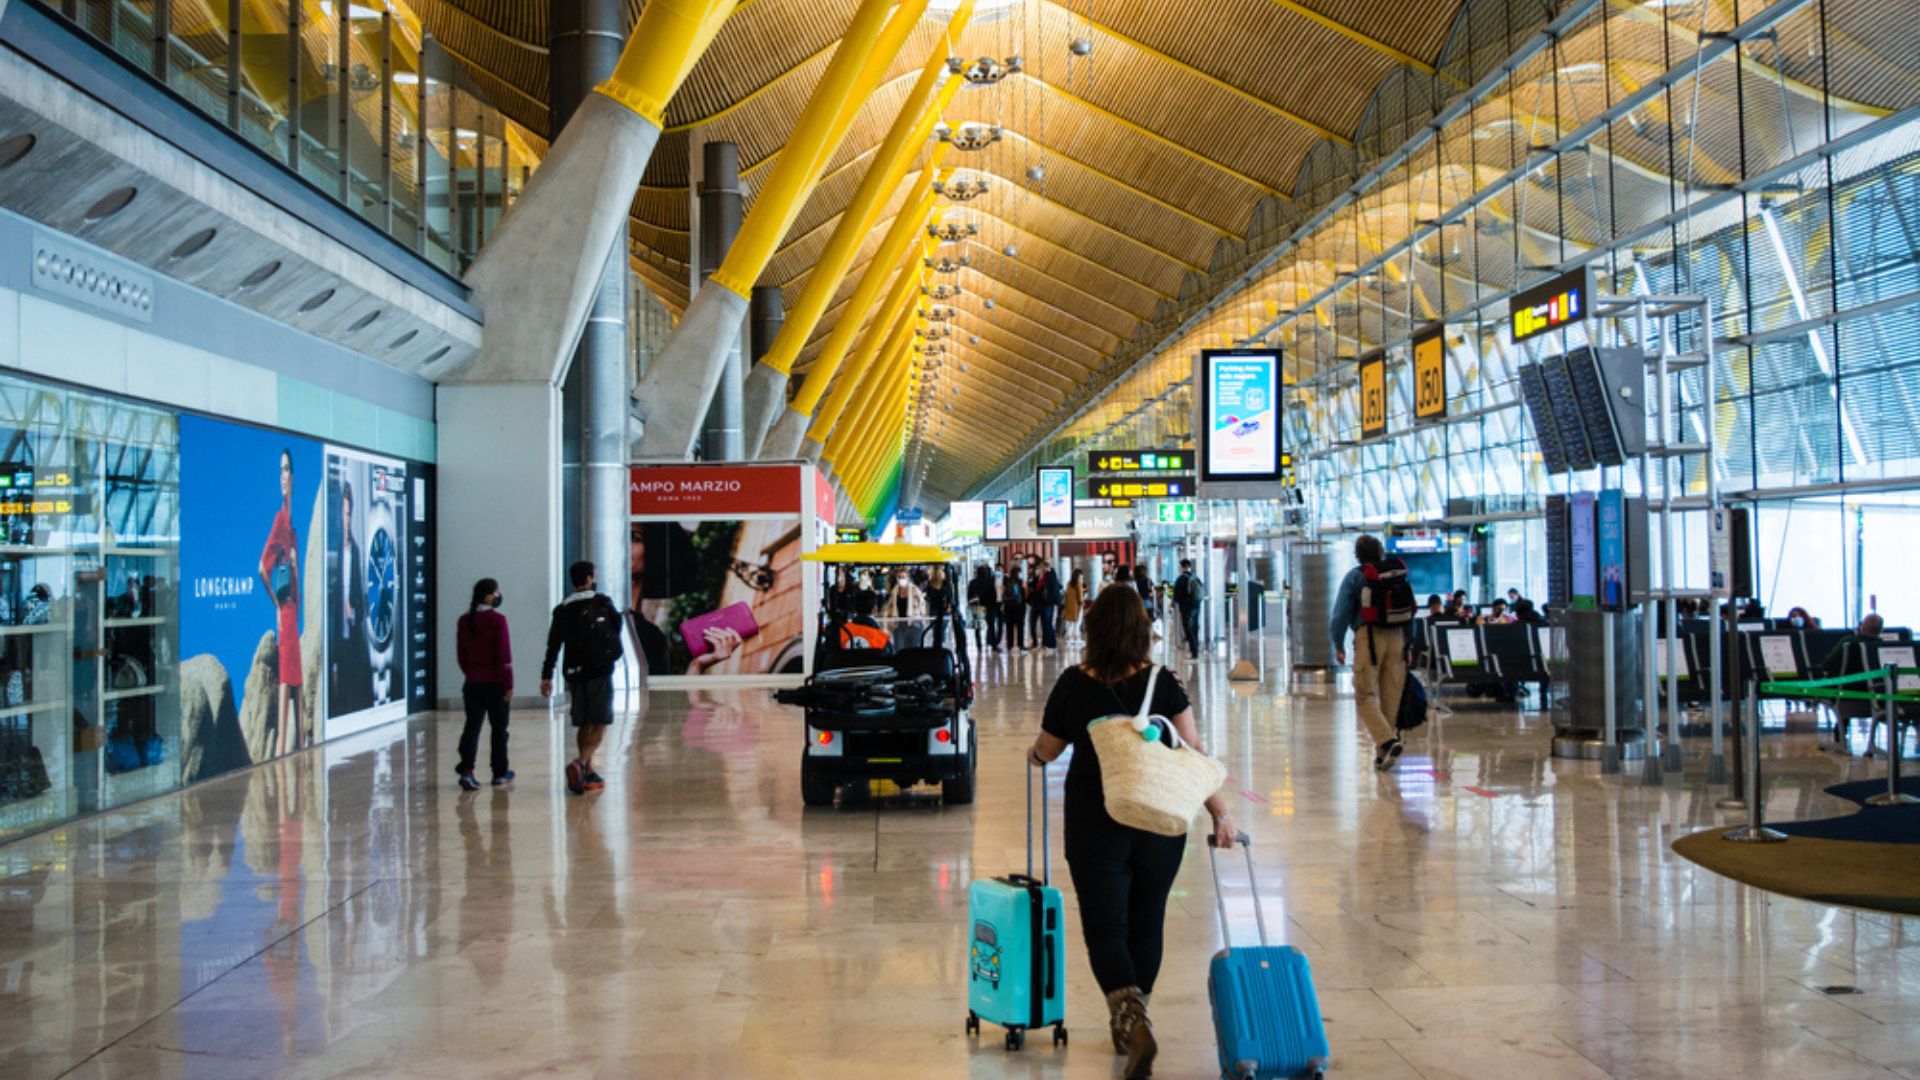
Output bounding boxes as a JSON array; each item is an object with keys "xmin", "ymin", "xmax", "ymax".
[{"xmin": 971, "ymin": 921, "xmax": 1003, "ymax": 988}]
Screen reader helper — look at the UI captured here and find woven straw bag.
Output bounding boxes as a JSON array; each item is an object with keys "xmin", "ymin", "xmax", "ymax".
[{"xmin": 1088, "ymin": 666, "xmax": 1227, "ymax": 836}]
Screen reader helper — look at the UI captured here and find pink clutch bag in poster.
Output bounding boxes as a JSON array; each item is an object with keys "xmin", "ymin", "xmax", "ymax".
[{"xmin": 680, "ymin": 602, "xmax": 761, "ymax": 658}]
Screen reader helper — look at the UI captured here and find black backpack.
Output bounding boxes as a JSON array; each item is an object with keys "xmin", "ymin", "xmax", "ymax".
[
  {"xmin": 1358, "ymin": 558, "xmax": 1415, "ymax": 628},
  {"xmin": 568, "ymin": 596, "xmax": 625, "ymax": 677},
  {"xmin": 1396, "ymin": 669, "xmax": 1428, "ymax": 732}
]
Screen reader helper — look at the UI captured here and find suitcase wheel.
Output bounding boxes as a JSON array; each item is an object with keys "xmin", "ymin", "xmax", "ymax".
[
  {"xmin": 1004, "ymin": 1027, "xmax": 1024, "ymax": 1051},
  {"xmin": 1052, "ymin": 1023, "xmax": 1067, "ymax": 1047},
  {"xmin": 964, "ymin": 1012, "xmax": 979, "ymax": 1037}
]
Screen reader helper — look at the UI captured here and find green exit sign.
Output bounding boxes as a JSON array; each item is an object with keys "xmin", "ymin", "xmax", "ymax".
[{"xmin": 1156, "ymin": 502, "xmax": 1197, "ymax": 524}]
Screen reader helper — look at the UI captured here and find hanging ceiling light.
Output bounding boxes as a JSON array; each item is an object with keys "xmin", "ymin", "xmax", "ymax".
[
  {"xmin": 928, "ymin": 220, "xmax": 978, "ymax": 243},
  {"xmin": 922, "ymin": 283, "xmax": 964, "ymax": 301},
  {"xmin": 932, "ymin": 174, "xmax": 991, "ymax": 202},
  {"xmin": 1069, "ymin": 36, "xmax": 1092, "ymax": 56},
  {"xmin": 946, "ymin": 55, "xmax": 1023, "ymax": 86},
  {"xmin": 926, "ymin": 305, "xmax": 957, "ymax": 322},
  {"xmin": 1001, "ymin": 243, "xmax": 1018, "ymax": 258},
  {"xmin": 936, "ymin": 122, "xmax": 1003, "ymax": 152},
  {"xmin": 925, "ymin": 255, "xmax": 970, "ymax": 273}
]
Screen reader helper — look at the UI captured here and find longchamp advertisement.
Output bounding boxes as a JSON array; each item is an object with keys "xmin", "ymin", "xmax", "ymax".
[
  {"xmin": 178, "ymin": 415, "xmax": 434, "ymax": 782},
  {"xmin": 629, "ymin": 464, "xmax": 820, "ymax": 682},
  {"xmin": 178, "ymin": 417, "xmax": 325, "ymax": 782}
]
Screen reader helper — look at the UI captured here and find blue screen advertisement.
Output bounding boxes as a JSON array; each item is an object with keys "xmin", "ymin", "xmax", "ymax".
[
  {"xmin": 1036, "ymin": 467, "xmax": 1074, "ymax": 528},
  {"xmin": 1204, "ymin": 351, "xmax": 1279, "ymax": 480},
  {"xmin": 984, "ymin": 501, "xmax": 1009, "ymax": 541},
  {"xmin": 1596, "ymin": 488, "xmax": 1627, "ymax": 612},
  {"xmin": 1568, "ymin": 491, "xmax": 1598, "ymax": 612},
  {"xmin": 178, "ymin": 415, "xmax": 324, "ymax": 781}
]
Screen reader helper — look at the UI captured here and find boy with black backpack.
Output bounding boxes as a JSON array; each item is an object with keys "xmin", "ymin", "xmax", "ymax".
[
  {"xmin": 540, "ymin": 560, "xmax": 625, "ymax": 795},
  {"xmin": 1328, "ymin": 535, "xmax": 1416, "ymax": 771}
]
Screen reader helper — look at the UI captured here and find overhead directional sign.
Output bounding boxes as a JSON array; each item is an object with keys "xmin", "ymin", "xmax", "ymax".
[
  {"xmin": 1087, "ymin": 449, "xmax": 1192, "ymax": 473},
  {"xmin": 1358, "ymin": 350, "xmax": 1387, "ymax": 439},
  {"xmin": 1091, "ymin": 475, "xmax": 1194, "ymax": 500},
  {"xmin": 1156, "ymin": 501, "xmax": 1197, "ymax": 525},
  {"xmin": 896, "ymin": 507, "xmax": 923, "ymax": 523},
  {"xmin": 1412, "ymin": 324, "xmax": 1447, "ymax": 423},
  {"xmin": 1510, "ymin": 265, "xmax": 1592, "ymax": 344}
]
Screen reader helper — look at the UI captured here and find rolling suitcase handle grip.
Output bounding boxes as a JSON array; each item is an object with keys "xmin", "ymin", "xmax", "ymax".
[
  {"xmin": 1207, "ymin": 832, "xmax": 1267, "ymax": 949},
  {"xmin": 1026, "ymin": 760, "xmax": 1050, "ymax": 884}
]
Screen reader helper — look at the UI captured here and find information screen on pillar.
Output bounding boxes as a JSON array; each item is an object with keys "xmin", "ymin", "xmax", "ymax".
[
  {"xmin": 1196, "ymin": 349, "xmax": 1282, "ymax": 490},
  {"xmin": 1035, "ymin": 467, "xmax": 1074, "ymax": 529},
  {"xmin": 984, "ymin": 501, "xmax": 1009, "ymax": 541}
]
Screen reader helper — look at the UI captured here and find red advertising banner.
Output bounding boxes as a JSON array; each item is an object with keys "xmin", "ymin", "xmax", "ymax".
[{"xmin": 629, "ymin": 463, "xmax": 802, "ymax": 517}]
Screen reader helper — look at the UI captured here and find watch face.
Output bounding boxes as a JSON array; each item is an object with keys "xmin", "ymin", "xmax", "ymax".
[{"xmin": 366, "ymin": 525, "xmax": 398, "ymax": 650}]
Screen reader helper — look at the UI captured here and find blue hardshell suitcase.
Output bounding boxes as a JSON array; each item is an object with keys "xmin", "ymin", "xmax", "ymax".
[
  {"xmin": 965, "ymin": 763, "xmax": 1068, "ymax": 1051},
  {"xmin": 1207, "ymin": 834, "xmax": 1331, "ymax": 1079}
]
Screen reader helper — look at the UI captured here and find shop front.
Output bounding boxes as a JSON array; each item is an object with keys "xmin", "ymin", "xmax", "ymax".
[{"xmin": 0, "ymin": 372, "xmax": 435, "ymax": 842}]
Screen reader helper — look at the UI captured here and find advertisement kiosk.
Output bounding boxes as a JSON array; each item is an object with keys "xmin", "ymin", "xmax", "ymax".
[
  {"xmin": 628, "ymin": 462, "xmax": 831, "ymax": 686},
  {"xmin": 1194, "ymin": 348, "xmax": 1283, "ymax": 681}
]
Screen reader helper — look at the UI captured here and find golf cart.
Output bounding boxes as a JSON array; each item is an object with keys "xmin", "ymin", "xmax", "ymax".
[{"xmin": 775, "ymin": 543, "xmax": 976, "ymax": 807}]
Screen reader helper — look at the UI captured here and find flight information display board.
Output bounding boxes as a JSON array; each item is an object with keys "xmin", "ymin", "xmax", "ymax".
[
  {"xmin": 1544, "ymin": 493, "xmax": 1570, "ymax": 606},
  {"xmin": 1517, "ymin": 363, "xmax": 1573, "ymax": 475},
  {"xmin": 1565, "ymin": 346, "xmax": 1624, "ymax": 467},
  {"xmin": 1540, "ymin": 352, "xmax": 1598, "ymax": 471}
]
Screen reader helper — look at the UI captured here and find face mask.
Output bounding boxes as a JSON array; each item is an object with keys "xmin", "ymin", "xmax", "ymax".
[{"xmin": 1791, "ymin": 616, "xmax": 1805, "ymax": 628}]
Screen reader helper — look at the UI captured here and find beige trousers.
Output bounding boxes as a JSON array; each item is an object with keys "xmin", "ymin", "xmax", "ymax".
[{"xmin": 1352, "ymin": 625, "xmax": 1407, "ymax": 747}]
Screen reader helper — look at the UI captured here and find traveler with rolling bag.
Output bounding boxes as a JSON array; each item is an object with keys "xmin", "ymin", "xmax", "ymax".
[
  {"xmin": 966, "ymin": 761, "xmax": 1067, "ymax": 1051},
  {"xmin": 1208, "ymin": 832, "xmax": 1331, "ymax": 1079}
]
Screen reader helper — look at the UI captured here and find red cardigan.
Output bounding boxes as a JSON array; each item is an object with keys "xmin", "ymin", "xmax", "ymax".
[{"xmin": 456, "ymin": 607, "xmax": 513, "ymax": 691}]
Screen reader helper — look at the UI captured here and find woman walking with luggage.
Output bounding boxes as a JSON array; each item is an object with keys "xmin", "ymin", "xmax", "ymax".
[
  {"xmin": 454, "ymin": 577, "xmax": 513, "ymax": 790},
  {"xmin": 1028, "ymin": 584, "xmax": 1236, "ymax": 1079}
]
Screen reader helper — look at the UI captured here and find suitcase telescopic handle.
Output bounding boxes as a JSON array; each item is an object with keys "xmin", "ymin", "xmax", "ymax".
[
  {"xmin": 1207, "ymin": 832, "xmax": 1267, "ymax": 949},
  {"xmin": 1026, "ymin": 761, "xmax": 1050, "ymax": 884}
]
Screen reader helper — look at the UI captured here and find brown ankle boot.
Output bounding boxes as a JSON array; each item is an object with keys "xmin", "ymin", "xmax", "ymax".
[{"xmin": 1105, "ymin": 986, "xmax": 1156, "ymax": 1078}]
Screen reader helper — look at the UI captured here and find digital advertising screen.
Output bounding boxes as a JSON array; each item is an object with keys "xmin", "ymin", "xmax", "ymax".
[
  {"xmin": 1196, "ymin": 349, "xmax": 1282, "ymax": 493},
  {"xmin": 984, "ymin": 500, "xmax": 1009, "ymax": 542},
  {"xmin": 178, "ymin": 415, "xmax": 325, "ymax": 782},
  {"xmin": 1568, "ymin": 491, "xmax": 1598, "ymax": 612},
  {"xmin": 1596, "ymin": 488, "xmax": 1627, "ymax": 612},
  {"xmin": 1036, "ymin": 467, "xmax": 1075, "ymax": 529},
  {"xmin": 324, "ymin": 446, "xmax": 431, "ymax": 738},
  {"xmin": 947, "ymin": 500, "xmax": 984, "ymax": 539}
]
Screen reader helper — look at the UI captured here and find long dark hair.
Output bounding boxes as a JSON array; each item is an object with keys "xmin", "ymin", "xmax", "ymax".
[
  {"xmin": 468, "ymin": 577, "xmax": 498, "ymax": 615},
  {"xmin": 1083, "ymin": 583, "xmax": 1152, "ymax": 682}
]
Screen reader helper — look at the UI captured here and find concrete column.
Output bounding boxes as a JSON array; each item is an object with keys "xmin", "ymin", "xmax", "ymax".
[
  {"xmin": 698, "ymin": 142, "xmax": 745, "ymax": 461},
  {"xmin": 741, "ymin": 285, "xmax": 785, "ymax": 458},
  {"xmin": 552, "ymin": 0, "xmax": 631, "ymax": 609}
]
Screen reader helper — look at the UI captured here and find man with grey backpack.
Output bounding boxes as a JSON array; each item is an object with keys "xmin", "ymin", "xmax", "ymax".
[{"xmin": 1328, "ymin": 534, "xmax": 1415, "ymax": 771}]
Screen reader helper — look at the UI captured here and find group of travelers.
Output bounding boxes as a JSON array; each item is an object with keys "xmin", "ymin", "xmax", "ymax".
[
  {"xmin": 967, "ymin": 556, "xmax": 1074, "ymax": 652},
  {"xmin": 1424, "ymin": 588, "xmax": 1544, "ymax": 627}
]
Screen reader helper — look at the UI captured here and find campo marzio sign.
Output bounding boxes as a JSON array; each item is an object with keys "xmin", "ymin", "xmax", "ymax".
[{"xmin": 628, "ymin": 463, "xmax": 806, "ymax": 516}]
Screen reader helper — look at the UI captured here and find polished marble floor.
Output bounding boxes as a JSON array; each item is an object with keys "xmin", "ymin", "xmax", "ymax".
[{"xmin": 5, "ymin": 638, "xmax": 1920, "ymax": 1079}]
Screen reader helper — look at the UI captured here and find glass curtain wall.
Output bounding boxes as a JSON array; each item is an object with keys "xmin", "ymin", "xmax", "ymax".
[
  {"xmin": 38, "ymin": 0, "xmax": 544, "ymax": 274},
  {"xmin": 974, "ymin": 0, "xmax": 1920, "ymax": 613}
]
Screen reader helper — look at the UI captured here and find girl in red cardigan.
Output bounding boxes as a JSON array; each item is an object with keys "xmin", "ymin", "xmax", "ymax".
[{"xmin": 455, "ymin": 578, "xmax": 514, "ymax": 789}]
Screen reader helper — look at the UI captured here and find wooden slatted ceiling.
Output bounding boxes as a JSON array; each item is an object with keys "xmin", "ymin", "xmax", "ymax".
[{"xmin": 410, "ymin": 0, "xmax": 1470, "ymax": 497}]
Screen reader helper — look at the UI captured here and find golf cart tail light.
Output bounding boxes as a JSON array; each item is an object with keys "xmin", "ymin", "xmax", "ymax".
[
  {"xmin": 936, "ymin": 729, "xmax": 952, "ymax": 743},
  {"xmin": 817, "ymin": 731, "xmax": 834, "ymax": 745}
]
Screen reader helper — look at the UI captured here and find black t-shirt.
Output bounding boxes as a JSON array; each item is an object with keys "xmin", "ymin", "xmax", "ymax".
[{"xmin": 1041, "ymin": 665, "xmax": 1191, "ymax": 828}]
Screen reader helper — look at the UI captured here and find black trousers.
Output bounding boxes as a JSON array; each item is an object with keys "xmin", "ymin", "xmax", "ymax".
[
  {"xmin": 1181, "ymin": 605, "xmax": 1201, "ymax": 657},
  {"xmin": 983, "ymin": 606, "xmax": 1001, "ymax": 649},
  {"xmin": 457, "ymin": 681, "xmax": 510, "ymax": 778},
  {"xmin": 1064, "ymin": 815, "xmax": 1187, "ymax": 995},
  {"xmin": 1036, "ymin": 604, "xmax": 1058, "ymax": 648},
  {"xmin": 1004, "ymin": 607, "xmax": 1026, "ymax": 650}
]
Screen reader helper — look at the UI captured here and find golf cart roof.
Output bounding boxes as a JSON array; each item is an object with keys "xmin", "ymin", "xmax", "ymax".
[{"xmin": 802, "ymin": 542, "xmax": 952, "ymax": 566}]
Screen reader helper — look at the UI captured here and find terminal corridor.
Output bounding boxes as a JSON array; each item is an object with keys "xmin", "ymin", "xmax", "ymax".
[{"xmin": 5, "ymin": 648, "xmax": 1916, "ymax": 1079}]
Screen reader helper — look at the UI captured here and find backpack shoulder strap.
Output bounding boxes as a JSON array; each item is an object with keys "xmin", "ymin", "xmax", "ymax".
[{"xmin": 1137, "ymin": 665, "xmax": 1161, "ymax": 720}]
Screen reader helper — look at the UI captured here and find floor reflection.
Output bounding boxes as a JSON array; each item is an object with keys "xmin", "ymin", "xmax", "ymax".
[{"xmin": 0, "ymin": 650, "xmax": 1917, "ymax": 1078}]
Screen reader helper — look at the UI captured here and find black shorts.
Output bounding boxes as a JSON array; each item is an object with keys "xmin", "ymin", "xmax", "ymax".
[{"xmin": 567, "ymin": 673, "xmax": 615, "ymax": 728}]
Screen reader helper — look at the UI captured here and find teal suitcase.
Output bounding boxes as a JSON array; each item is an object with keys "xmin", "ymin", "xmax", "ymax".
[{"xmin": 965, "ymin": 763, "xmax": 1068, "ymax": 1051}]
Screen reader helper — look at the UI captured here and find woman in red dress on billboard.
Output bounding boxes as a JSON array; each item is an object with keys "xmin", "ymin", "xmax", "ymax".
[{"xmin": 259, "ymin": 448, "xmax": 305, "ymax": 757}]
